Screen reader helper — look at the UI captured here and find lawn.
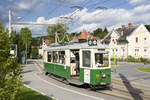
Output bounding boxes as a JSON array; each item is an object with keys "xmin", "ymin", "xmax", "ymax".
[
  {"xmin": 137, "ymin": 67, "xmax": 150, "ymax": 73},
  {"xmin": 15, "ymin": 86, "xmax": 53, "ymax": 100}
]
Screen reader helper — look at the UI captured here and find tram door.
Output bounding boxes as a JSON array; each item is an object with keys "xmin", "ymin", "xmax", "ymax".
[
  {"xmin": 75, "ymin": 53, "xmax": 80, "ymax": 75},
  {"xmin": 70, "ymin": 50, "xmax": 80, "ymax": 76}
]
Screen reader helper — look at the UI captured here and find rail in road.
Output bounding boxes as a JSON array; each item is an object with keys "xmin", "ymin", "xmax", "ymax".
[{"xmin": 34, "ymin": 60, "xmax": 150, "ymax": 100}]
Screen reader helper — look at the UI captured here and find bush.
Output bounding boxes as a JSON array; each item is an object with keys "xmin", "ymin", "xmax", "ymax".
[{"xmin": 0, "ymin": 22, "xmax": 22, "ymax": 100}]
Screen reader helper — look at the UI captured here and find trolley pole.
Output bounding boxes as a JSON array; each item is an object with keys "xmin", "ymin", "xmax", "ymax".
[{"xmin": 55, "ymin": 32, "xmax": 58, "ymax": 43}]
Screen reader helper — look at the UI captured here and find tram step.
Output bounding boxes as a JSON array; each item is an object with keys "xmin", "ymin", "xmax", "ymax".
[{"xmin": 67, "ymin": 78, "xmax": 84, "ymax": 85}]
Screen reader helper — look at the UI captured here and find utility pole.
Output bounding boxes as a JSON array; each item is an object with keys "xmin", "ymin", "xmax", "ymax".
[
  {"xmin": 26, "ymin": 33, "xmax": 28, "ymax": 64},
  {"xmin": 9, "ymin": 9, "xmax": 12, "ymax": 37}
]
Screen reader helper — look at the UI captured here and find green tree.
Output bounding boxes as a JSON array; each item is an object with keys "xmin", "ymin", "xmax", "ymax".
[
  {"xmin": 102, "ymin": 27, "xmax": 108, "ymax": 38},
  {"xmin": 20, "ymin": 28, "xmax": 32, "ymax": 57},
  {"xmin": 93, "ymin": 27, "xmax": 108, "ymax": 39},
  {"xmin": 145, "ymin": 25, "xmax": 150, "ymax": 32},
  {"xmin": 47, "ymin": 23, "xmax": 68, "ymax": 43},
  {"xmin": 0, "ymin": 22, "xmax": 22, "ymax": 100}
]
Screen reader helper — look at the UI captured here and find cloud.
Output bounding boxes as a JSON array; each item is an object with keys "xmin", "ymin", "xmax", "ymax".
[
  {"xmin": 14, "ymin": 3, "xmax": 150, "ymax": 35},
  {"xmin": 129, "ymin": 0, "xmax": 148, "ymax": 4},
  {"xmin": 71, "ymin": 4, "xmax": 150, "ymax": 32},
  {"xmin": 0, "ymin": 0, "xmax": 50, "ymax": 24}
]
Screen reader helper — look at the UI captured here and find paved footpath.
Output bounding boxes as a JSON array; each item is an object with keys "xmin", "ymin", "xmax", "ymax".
[{"xmin": 22, "ymin": 59, "xmax": 126, "ymax": 100}]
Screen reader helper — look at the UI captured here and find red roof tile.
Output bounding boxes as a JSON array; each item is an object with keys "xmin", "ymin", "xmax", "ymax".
[{"xmin": 72, "ymin": 30, "xmax": 99, "ymax": 40}]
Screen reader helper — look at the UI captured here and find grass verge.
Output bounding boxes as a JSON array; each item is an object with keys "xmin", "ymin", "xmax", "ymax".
[
  {"xmin": 15, "ymin": 86, "xmax": 53, "ymax": 100},
  {"xmin": 137, "ymin": 67, "xmax": 150, "ymax": 73}
]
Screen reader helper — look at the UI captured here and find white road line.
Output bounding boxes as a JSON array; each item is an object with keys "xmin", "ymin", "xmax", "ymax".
[{"xmin": 34, "ymin": 73, "xmax": 104, "ymax": 100}]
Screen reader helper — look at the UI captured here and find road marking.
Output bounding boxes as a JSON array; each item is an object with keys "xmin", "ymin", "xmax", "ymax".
[{"xmin": 34, "ymin": 73, "xmax": 104, "ymax": 100}]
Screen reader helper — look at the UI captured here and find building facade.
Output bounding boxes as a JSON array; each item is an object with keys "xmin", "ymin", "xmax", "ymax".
[
  {"xmin": 102, "ymin": 24, "xmax": 150, "ymax": 58},
  {"xmin": 39, "ymin": 39, "xmax": 50, "ymax": 56}
]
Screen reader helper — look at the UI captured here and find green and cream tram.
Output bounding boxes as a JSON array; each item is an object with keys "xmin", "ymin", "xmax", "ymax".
[{"xmin": 43, "ymin": 40, "xmax": 111, "ymax": 87}]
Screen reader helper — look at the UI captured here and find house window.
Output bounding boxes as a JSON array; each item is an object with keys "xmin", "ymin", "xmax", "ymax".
[
  {"xmin": 136, "ymin": 37, "xmax": 138, "ymax": 43},
  {"xmin": 121, "ymin": 48, "xmax": 125, "ymax": 57},
  {"xmin": 115, "ymin": 48, "xmax": 118, "ymax": 56},
  {"xmin": 144, "ymin": 49, "xmax": 148, "ymax": 56},
  {"xmin": 111, "ymin": 49, "xmax": 114, "ymax": 56},
  {"xmin": 83, "ymin": 51, "xmax": 91, "ymax": 67},
  {"xmin": 144, "ymin": 37, "xmax": 147, "ymax": 44},
  {"xmin": 135, "ymin": 49, "xmax": 139, "ymax": 56}
]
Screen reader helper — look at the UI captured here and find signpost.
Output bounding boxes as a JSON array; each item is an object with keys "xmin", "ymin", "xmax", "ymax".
[{"xmin": 113, "ymin": 41, "xmax": 117, "ymax": 73}]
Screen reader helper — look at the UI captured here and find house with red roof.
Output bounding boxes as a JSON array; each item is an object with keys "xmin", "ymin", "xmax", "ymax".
[{"xmin": 72, "ymin": 30, "xmax": 99, "ymax": 42}]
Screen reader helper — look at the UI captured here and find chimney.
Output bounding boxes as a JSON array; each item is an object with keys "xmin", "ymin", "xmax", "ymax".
[
  {"xmin": 83, "ymin": 29, "xmax": 86, "ymax": 32},
  {"xmin": 128, "ymin": 23, "xmax": 132, "ymax": 28},
  {"xmin": 122, "ymin": 25, "xmax": 126, "ymax": 29}
]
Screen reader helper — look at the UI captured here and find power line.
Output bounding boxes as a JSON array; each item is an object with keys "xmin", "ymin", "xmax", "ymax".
[{"xmin": 88, "ymin": 0, "xmax": 112, "ymax": 10}]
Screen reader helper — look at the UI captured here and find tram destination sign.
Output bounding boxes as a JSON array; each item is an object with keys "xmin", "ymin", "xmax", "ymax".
[{"xmin": 88, "ymin": 40, "xmax": 97, "ymax": 46}]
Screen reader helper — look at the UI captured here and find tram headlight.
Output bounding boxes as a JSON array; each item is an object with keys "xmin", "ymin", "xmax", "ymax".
[{"xmin": 102, "ymin": 73, "xmax": 106, "ymax": 78}]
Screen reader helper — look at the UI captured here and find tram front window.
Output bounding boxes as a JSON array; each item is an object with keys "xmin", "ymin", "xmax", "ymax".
[
  {"xmin": 95, "ymin": 53, "xmax": 108, "ymax": 67},
  {"xmin": 83, "ymin": 51, "xmax": 91, "ymax": 67}
]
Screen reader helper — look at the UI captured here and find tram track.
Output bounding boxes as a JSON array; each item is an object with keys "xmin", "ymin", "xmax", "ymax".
[{"xmin": 34, "ymin": 60, "xmax": 150, "ymax": 100}]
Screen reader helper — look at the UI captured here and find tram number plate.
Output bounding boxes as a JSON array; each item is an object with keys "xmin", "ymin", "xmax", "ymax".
[{"xmin": 84, "ymin": 69, "xmax": 90, "ymax": 83}]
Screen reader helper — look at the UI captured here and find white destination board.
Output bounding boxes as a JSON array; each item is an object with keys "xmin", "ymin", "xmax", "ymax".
[{"xmin": 84, "ymin": 69, "xmax": 90, "ymax": 83}]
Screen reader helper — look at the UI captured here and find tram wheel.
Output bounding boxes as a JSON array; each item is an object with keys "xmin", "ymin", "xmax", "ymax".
[{"xmin": 45, "ymin": 72, "xmax": 49, "ymax": 75}]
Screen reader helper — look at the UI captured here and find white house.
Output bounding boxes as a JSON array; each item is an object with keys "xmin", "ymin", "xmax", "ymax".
[
  {"xmin": 102, "ymin": 23, "xmax": 150, "ymax": 59},
  {"xmin": 39, "ymin": 39, "xmax": 50, "ymax": 56}
]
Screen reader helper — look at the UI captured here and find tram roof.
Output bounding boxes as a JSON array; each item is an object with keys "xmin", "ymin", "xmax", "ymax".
[{"xmin": 44, "ymin": 40, "xmax": 108, "ymax": 51}]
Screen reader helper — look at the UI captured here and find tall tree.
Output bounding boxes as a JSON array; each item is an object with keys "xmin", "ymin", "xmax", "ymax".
[
  {"xmin": 145, "ymin": 25, "xmax": 150, "ymax": 32},
  {"xmin": 93, "ymin": 28, "xmax": 103, "ymax": 39},
  {"xmin": 47, "ymin": 23, "xmax": 68, "ymax": 43},
  {"xmin": 0, "ymin": 22, "xmax": 22, "ymax": 100},
  {"xmin": 93, "ymin": 27, "xmax": 108, "ymax": 39},
  {"xmin": 102, "ymin": 27, "xmax": 108, "ymax": 38},
  {"xmin": 20, "ymin": 27, "xmax": 32, "ymax": 57}
]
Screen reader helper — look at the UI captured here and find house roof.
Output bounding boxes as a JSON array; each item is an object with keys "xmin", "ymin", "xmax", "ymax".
[
  {"xmin": 102, "ymin": 25, "xmax": 138, "ymax": 43},
  {"xmin": 72, "ymin": 30, "xmax": 99, "ymax": 40},
  {"xmin": 116, "ymin": 26, "xmax": 137, "ymax": 42}
]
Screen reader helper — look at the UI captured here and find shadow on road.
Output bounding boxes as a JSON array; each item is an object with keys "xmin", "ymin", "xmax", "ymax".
[
  {"xmin": 21, "ymin": 70, "xmax": 33, "ymax": 74},
  {"xmin": 119, "ymin": 73, "xmax": 143, "ymax": 100},
  {"xmin": 27, "ymin": 60, "xmax": 34, "ymax": 64},
  {"xmin": 23, "ymin": 81, "xmax": 31, "ymax": 85}
]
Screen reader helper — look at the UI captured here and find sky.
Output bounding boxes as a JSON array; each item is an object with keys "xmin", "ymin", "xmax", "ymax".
[{"xmin": 0, "ymin": 0, "xmax": 150, "ymax": 37}]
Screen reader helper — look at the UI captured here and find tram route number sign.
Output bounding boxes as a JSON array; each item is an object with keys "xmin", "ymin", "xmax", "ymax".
[{"xmin": 84, "ymin": 69, "xmax": 90, "ymax": 83}]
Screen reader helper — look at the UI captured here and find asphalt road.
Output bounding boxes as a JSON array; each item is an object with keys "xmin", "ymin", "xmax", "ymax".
[
  {"xmin": 111, "ymin": 62, "xmax": 150, "ymax": 86},
  {"xmin": 22, "ymin": 59, "xmax": 127, "ymax": 100}
]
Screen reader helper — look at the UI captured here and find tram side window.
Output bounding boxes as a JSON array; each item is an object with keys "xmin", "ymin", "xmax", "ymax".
[
  {"xmin": 48, "ymin": 52, "xmax": 52, "ymax": 62},
  {"xmin": 83, "ymin": 51, "xmax": 91, "ymax": 67},
  {"xmin": 58, "ymin": 51, "xmax": 65, "ymax": 64},
  {"xmin": 53, "ymin": 52, "xmax": 58, "ymax": 63}
]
